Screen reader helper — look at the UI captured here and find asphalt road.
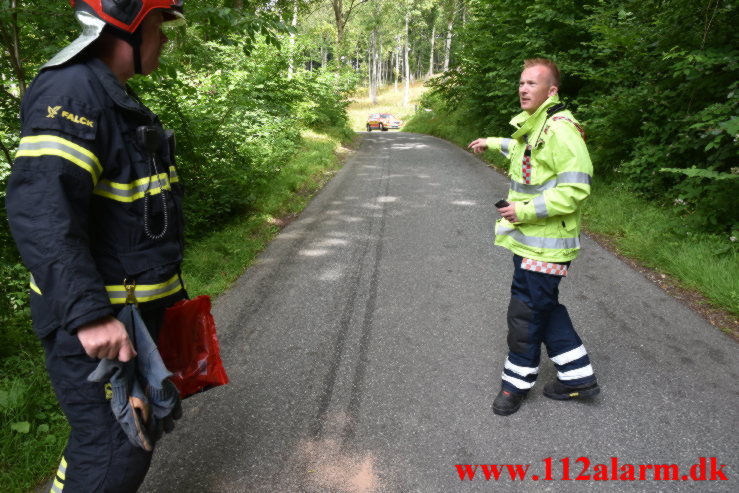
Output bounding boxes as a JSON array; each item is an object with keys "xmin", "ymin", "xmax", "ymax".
[{"xmin": 141, "ymin": 132, "xmax": 739, "ymax": 492}]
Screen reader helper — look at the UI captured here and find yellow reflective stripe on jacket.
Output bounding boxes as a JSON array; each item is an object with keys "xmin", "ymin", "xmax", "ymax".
[
  {"xmin": 31, "ymin": 273, "xmax": 183, "ymax": 304},
  {"xmin": 106, "ymin": 273, "xmax": 183, "ymax": 304},
  {"xmin": 93, "ymin": 166, "xmax": 179, "ymax": 203},
  {"xmin": 16, "ymin": 135, "xmax": 102, "ymax": 185}
]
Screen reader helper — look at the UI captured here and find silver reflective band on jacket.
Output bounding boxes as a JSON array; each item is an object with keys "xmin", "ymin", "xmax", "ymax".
[
  {"xmin": 500, "ymin": 138, "xmax": 513, "ymax": 158},
  {"xmin": 94, "ymin": 167, "xmax": 179, "ymax": 203},
  {"xmin": 497, "ymin": 225, "xmax": 581, "ymax": 250},
  {"xmin": 509, "ymin": 171, "xmax": 592, "ymax": 195},
  {"xmin": 105, "ymin": 274, "xmax": 183, "ymax": 304},
  {"xmin": 17, "ymin": 135, "xmax": 103, "ymax": 185}
]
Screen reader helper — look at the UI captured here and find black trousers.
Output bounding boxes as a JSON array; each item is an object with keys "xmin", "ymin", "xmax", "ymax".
[
  {"xmin": 42, "ymin": 308, "xmax": 165, "ymax": 493},
  {"xmin": 501, "ymin": 255, "xmax": 595, "ymax": 394}
]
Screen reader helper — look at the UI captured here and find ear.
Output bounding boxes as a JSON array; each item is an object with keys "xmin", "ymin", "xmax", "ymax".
[{"xmin": 548, "ymin": 85, "xmax": 559, "ymax": 97}]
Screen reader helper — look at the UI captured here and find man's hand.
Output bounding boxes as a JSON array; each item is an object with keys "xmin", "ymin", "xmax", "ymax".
[
  {"xmin": 499, "ymin": 202, "xmax": 519, "ymax": 223},
  {"xmin": 468, "ymin": 138, "xmax": 488, "ymax": 154},
  {"xmin": 77, "ymin": 316, "xmax": 136, "ymax": 361}
]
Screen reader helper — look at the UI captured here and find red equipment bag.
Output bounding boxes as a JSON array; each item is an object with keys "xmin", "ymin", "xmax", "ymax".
[{"xmin": 157, "ymin": 295, "xmax": 229, "ymax": 398}]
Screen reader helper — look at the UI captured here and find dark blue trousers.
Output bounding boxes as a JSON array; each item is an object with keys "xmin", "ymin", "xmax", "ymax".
[
  {"xmin": 42, "ymin": 307, "xmax": 165, "ymax": 492},
  {"xmin": 501, "ymin": 255, "xmax": 596, "ymax": 394}
]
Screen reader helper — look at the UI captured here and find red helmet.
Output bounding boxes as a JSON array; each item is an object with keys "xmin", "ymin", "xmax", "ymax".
[
  {"xmin": 70, "ymin": 0, "xmax": 184, "ymax": 34},
  {"xmin": 43, "ymin": 0, "xmax": 184, "ymax": 71}
]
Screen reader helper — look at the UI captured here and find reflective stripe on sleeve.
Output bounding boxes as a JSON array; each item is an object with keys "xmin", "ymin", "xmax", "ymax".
[
  {"xmin": 105, "ymin": 273, "xmax": 183, "ymax": 304},
  {"xmin": 16, "ymin": 135, "xmax": 102, "ymax": 185},
  {"xmin": 533, "ymin": 195, "xmax": 548, "ymax": 218},
  {"xmin": 94, "ymin": 167, "xmax": 178, "ymax": 203},
  {"xmin": 510, "ymin": 171, "xmax": 592, "ymax": 195},
  {"xmin": 500, "ymin": 138, "xmax": 512, "ymax": 158},
  {"xmin": 497, "ymin": 225, "xmax": 580, "ymax": 250}
]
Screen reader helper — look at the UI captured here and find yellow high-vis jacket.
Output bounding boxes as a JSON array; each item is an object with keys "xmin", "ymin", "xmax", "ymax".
[{"xmin": 485, "ymin": 95, "xmax": 593, "ymax": 263}]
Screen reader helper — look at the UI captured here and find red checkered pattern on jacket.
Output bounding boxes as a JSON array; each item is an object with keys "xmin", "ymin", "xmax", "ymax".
[
  {"xmin": 521, "ymin": 257, "xmax": 568, "ymax": 276},
  {"xmin": 552, "ymin": 116, "xmax": 586, "ymax": 142},
  {"xmin": 522, "ymin": 145, "xmax": 532, "ymax": 184}
]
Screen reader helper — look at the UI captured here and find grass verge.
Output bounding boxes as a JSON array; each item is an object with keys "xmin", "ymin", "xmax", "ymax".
[
  {"xmin": 182, "ymin": 128, "xmax": 353, "ymax": 297},
  {"xmin": 0, "ymin": 127, "xmax": 354, "ymax": 493},
  {"xmin": 404, "ymin": 103, "xmax": 739, "ymax": 333},
  {"xmin": 0, "ymin": 339, "xmax": 69, "ymax": 493}
]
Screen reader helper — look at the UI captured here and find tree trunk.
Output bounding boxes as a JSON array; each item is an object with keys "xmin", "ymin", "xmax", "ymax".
[
  {"xmin": 403, "ymin": 12, "xmax": 410, "ymax": 106},
  {"xmin": 0, "ymin": 0, "xmax": 27, "ymax": 97},
  {"xmin": 379, "ymin": 42, "xmax": 384, "ymax": 87},
  {"xmin": 370, "ymin": 29, "xmax": 378, "ymax": 105},
  {"xmin": 444, "ymin": 6, "xmax": 454, "ymax": 72},
  {"xmin": 416, "ymin": 49, "xmax": 422, "ymax": 81},
  {"xmin": 287, "ymin": 0, "xmax": 298, "ymax": 79},
  {"xmin": 394, "ymin": 36, "xmax": 400, "ymax": 92},
  {"xmin": 332, "ymin": 0, "xmax": 345, "ymax": 48},
  {"xmin": 427, "ymin": 23, "xmax": 435, "ymax": 78}
]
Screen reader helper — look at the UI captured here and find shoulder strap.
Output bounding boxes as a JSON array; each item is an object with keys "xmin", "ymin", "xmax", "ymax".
[{"xmin": 551, "ymin": 115, "xmax": 586, "ymax": 142}]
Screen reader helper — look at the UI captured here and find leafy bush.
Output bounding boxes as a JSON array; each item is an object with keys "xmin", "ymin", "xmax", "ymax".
[{"xmin": 133, "ymin": 32, "xmax": 356, "ymax": 238}]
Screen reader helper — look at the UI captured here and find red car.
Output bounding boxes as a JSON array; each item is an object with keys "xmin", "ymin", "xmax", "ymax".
[{"xmin": 367, "ymin": 113, "xmax": 402, "ymax": 131}]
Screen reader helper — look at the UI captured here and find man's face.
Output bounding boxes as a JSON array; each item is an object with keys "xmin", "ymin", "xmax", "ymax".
[
  {"xmin": 519, "ymin": 66, "xmax": 557, "ymax": 114},
  {"xmin": 139, "ymin": 10, "xmax": 168, "ymax": 75}
]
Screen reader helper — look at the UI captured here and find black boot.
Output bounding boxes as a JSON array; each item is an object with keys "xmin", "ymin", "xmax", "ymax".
[
  {"xmin": 543, "ymin": 379, "xmax": 600, "ymax": 400},
  {"xmin": 493, "ymin": 389, "xmax": 526, "ymax": 416}
]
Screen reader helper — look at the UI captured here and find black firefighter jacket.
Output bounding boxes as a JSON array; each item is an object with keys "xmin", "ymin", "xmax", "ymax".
[{"xmin": 6, "ymin": 56, "xmax": 186, "ymax": 338}]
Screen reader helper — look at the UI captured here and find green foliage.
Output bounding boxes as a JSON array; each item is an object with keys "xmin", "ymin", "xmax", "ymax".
[
  {"xmin": 582, "ymin": 181, "xmax": 739, "ymax": 317},
  {"xmin": 1, "ymin": 351, "xmax": 69, "ymax": 493},
  {"xmin": 132, "ymin": 32, "xmax": 356, "ymax": 237},
  {"xmin": 427, "ymin": 0, "xmax": 738, "ymax": 234}
]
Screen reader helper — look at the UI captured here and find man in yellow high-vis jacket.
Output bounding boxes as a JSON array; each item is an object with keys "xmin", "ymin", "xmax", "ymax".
[{"xmin": 469, "ymin": 58, "xmax": 600, "ymax": 416}]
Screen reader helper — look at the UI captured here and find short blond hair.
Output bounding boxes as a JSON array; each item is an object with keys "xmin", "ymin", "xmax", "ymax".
[{"xmin": 523, "ymin": 58, "xmax": 560, "ymax": 87}]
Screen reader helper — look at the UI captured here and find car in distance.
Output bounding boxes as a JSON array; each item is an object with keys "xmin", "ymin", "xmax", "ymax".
[{"xmin": 367, "ymin": 113, "xmax": 402, "ymax": 131}]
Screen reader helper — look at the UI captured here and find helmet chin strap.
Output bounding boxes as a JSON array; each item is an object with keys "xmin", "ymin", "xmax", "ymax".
[
  {"xmin": 131, "ymin": 29, "xmax": 143, "ymax": 74},
  {"xmin": 104, "ymin": 24, "xmax": 143, "ymax": 74}
]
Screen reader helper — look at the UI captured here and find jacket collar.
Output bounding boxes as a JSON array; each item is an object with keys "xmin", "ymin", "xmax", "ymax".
[
  {"xmin": 510, "ymin": 94, "xmax": 561, "ymax": 140},
  {"xmin": 86, "ymin": 57, "xmax": 153, "ymax": 120}
]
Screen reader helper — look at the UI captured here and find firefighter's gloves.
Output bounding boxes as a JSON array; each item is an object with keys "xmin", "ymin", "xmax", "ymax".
[
  {"xmin": 87, "ymin": 305, "xmax": 182, "ymax": 451},
  {"xmin": 88, "ymin": 354, "xmax": 155, "ymax": 451},
  {"xmin": 147, "ymin": 378, "xmax": 183, "ymax": 442}
]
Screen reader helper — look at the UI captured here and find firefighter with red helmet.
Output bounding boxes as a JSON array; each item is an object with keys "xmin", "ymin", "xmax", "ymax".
[{"xmin": 5, "ymin": 1, "xmax": 187, "ymax": 490}]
